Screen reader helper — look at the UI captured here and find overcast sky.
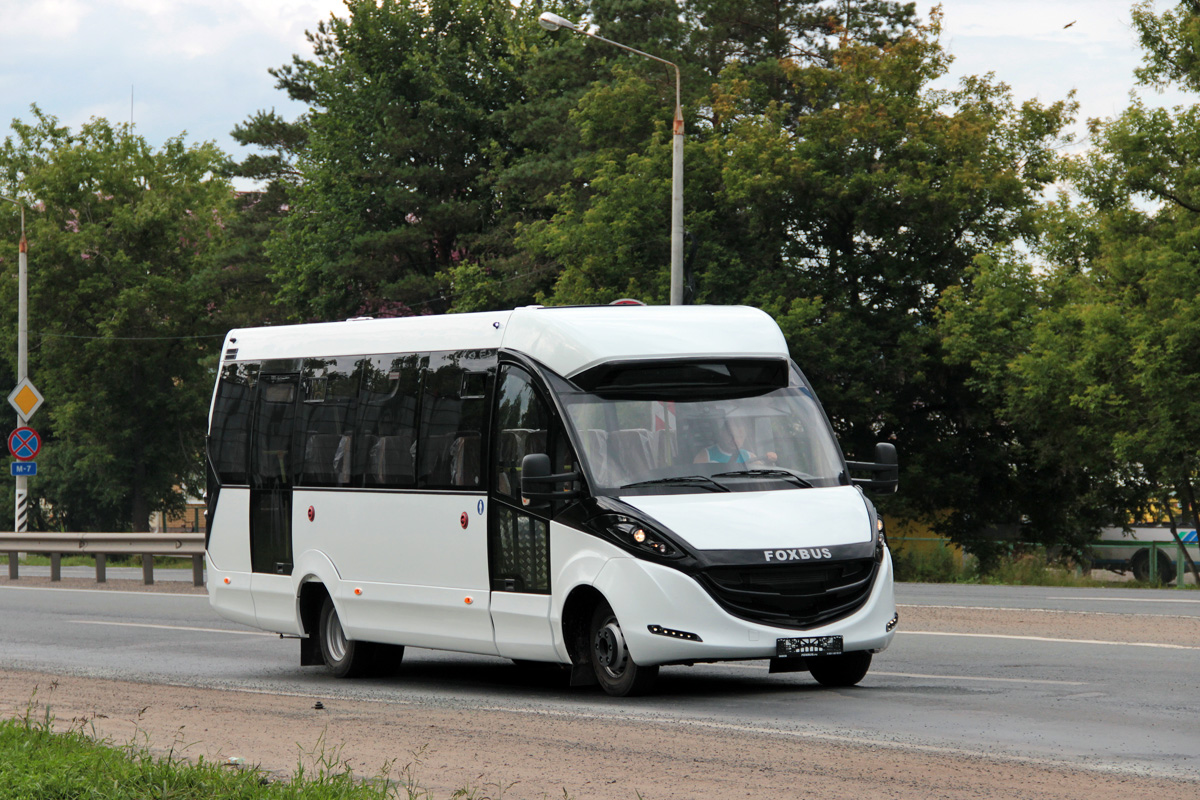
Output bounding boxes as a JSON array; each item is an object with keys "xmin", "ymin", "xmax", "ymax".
[{"xmin": 0, "ymin": 1, "xmax": 1189, "ymax": 174}]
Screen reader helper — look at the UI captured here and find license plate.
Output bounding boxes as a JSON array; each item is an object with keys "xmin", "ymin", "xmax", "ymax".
[{"xmin": 776, "ymin": 635, "xmax": 843, "ymax": 658}]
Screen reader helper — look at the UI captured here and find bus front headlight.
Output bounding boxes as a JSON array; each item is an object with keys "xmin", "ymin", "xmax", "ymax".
[{"xmin": 592, "ymin": 514, "xmax": 685, "ymax": 559}]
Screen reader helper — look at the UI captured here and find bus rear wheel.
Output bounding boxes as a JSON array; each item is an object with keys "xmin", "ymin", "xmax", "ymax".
[
  {"xmin": 807, "ymin": 651, "xmax": 872, "ymax": 687},
  {"xmin": 318, "ymin": 596, "xmax": 403, "ymax": 678},
  {"xmin": 589, "ymin": 603, "xmax": 658, "ymax": 697},
  {"xmin": 1131, "ymin": 549, "xmax": 1176, "ymax": 583}
]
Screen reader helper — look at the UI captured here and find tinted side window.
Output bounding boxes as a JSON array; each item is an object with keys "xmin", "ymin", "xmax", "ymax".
[
  {"xmin": 357, "ymin": 353, "xmax": 424, "ymax": 488},
  {"xmin": 250, "ymin": 373, "xmax": 299, "ymax": 486},
  {"xmin": 295, "ymin": 356, "xmax": 361, "ymax": 487},
  {"xmin": 493, "ymin": 365, "xmax": 576, "ymax": 504},
  {"xmin": 419, "ymin": 350, "xmax": 496, "ymax": 489},
  {"xmin": 209, "ymin": 362, "xmax": 259, "ymax": 485}
]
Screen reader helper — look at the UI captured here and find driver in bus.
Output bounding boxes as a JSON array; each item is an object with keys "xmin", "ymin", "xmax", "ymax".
[{"xmin": 693, "ymin": 416, "xmax": 778, "ymax": 465}]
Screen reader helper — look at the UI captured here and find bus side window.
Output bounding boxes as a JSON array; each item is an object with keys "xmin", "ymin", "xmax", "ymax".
[
  {"xmin": 209, "ymin": 361, "xmax": 259, "ymax": 485},
  {"xmin": 418, "ymin": 350, "xmax": 495, "ymax": 490},
  {"xmin": 357, "ymin": 354, "xmax": 423, "ymax": 489},
  {"xmin": 295, "ymin": 356, "xmax": 361, "ymax": 487}
]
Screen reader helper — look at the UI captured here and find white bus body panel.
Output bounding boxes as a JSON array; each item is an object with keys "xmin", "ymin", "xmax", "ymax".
[
  {"xmin": 490, "ymin": 593, "xmax": 556, "ymax": 661},
  {"xmin": 619, "ymin": 486, "xmax": 872, "ymax": 551},
  {"xmin": 206, "ymin": 488, "xmax": 252, "ymax": 572},
  {"xmin": 500, "ymin": 305, "xmax": 787, "ymax": 379},
  {"xmin": 205, "ymin": 488, "xmax": 256, "ymax": 628},
  {"xmin": 251, "ymin": 573, "xmax": 301, "ymax": 634},
  {"xmin": 290, "ymin": 489, "xmax": 497, "ymax": 654}
]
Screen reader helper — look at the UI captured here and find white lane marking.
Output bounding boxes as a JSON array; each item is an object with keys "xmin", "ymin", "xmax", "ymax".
[
  {"xmin": 900, "ymin": 630, "xmax": 1200, "ymax": 650},
  {"xmin": 897, "ymin": 603, "xmax": 1199, "ymax": 620},
  {"xmin": 0, "ymin": 585, "xmax": 206, "ymax": 599},
  {"xmin": 712, "ymin": 661, "xmax": 1086, "ymax": 685},
  {"xmin": 70, "ymin": 620, "xmax": 276, "ymax": 637},
  {"xmin": 873, "ymin": 671, "xmax": 1087, "ymax": 686},
  {"xmin": 1046, "ymin": 596, "xmax": 1200, "ymax": 605}
]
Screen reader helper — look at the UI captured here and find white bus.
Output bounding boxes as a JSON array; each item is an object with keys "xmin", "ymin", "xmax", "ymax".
[{"xmin": 205, "ymin": 304, "xmax": 898, "ymax": 696}]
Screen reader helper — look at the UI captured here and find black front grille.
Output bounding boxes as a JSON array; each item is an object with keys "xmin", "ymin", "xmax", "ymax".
[{"xmin": 696, "ymin": 558, "xmax": 878, "ymax": 630}]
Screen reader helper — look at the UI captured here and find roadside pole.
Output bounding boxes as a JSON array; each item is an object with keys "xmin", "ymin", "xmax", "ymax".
[
  {"xmin": 17, "ymin": 207, "xmax": 27, "ymax": 537},
  {"xmin": 4, "ymin": 199, "xmax": 28, "ymax": 578}
]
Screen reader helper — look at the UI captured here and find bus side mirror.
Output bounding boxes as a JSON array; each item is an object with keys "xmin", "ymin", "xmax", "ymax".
[
  {"xmin": 847, "ymin": 443, "xmax": 898, "ymax": 494},
  {"xmin": 521, "ymin": 453, "xmax": 582, "ymax": 501}
]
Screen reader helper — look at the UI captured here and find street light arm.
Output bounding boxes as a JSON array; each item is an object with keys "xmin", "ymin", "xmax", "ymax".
[
  {"xmin": 537, "ymin": 13, "xmax": 680, "ymax": 115},
  {"xmin": 583, "ymin": 31, "xmax": 681, "ymax": 115}
]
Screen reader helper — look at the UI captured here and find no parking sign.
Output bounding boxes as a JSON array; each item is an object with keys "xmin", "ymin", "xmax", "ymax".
[{"xmin": 8, "ymin": 427, "xmax": 41, "ymax": 461}]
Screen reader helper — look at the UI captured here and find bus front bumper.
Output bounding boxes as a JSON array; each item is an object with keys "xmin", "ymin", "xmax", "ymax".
[{"xmin": 591, "ymin": 549, "xmax": 897, "ymax": 667}]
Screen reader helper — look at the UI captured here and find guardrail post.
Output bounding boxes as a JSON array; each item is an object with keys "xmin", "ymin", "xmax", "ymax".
[
  {"xmin": 95, "ymin": 553, "xmax": 106, "ymax": 583},
  {"xmin": 1178, "ymin": 541, "xmax": 1186, "ymax": 589},
  {"xmin": 142, "ymin": 554, "xmax": 154, "ymax": 585},
  {"xmin": 1149, "ymin": 542, "xmax": 1158, "ymax": 583},
  {"xmin": 6, "ymin": 551, "xmax": 15, "ymax": 579},
  {"xmin": 191, "ymin": 554, "xmax": 204, "ymax": 587},
  {"xmin": 49, "ymin": 552, "xmax": 61, "ymax": 581}
]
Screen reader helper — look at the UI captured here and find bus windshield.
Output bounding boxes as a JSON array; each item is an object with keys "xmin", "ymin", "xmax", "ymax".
[{"xmin": 558, "ymin": 366, "xmax": 846, "ymax": 495}]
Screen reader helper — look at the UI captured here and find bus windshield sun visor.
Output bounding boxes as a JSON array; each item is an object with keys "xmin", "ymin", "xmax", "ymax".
[{"xmin": 571, "ymin": 358, "xmax": 789, "ymax": 399}]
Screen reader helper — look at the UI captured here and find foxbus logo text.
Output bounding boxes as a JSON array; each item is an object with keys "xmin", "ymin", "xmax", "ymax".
[{"xmin": 764, "ymin": 548, "xmax": 833, "ymax": 562}]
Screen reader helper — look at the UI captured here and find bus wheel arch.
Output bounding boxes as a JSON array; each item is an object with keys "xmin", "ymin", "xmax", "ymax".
[
  {"xmin": 298, "ymin": 580, "xmax": 328, "ymax": 666},
  {"xmin": 562, "ymin": 585, "xmax": 604, "ymax": 685},
  {"xmin": 561, "ymin": 585, "xmax": 658, "ymax": 696}
]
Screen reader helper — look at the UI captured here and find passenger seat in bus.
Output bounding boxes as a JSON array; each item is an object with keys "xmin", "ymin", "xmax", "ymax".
[
  {"xmin": 580, "ymin": 429, "xmax": 609, "ymax": 484},
  {"xmin": 449, "ymin": 433, "xmax": 480, "ymax": 486},
  {"xmin": 369, "ymin": 433, "xmax": 414, "ymax": 486},
  {"xmin": 607, "ymin": 429, "xmax": 655, "ymax": 486},
  {"xmin": 303, "ymin": 433, "xmax": 342, "ymax": 484}
]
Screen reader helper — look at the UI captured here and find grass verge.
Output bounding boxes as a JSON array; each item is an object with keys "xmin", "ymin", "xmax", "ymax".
[
  {"xmin": 18, "ymin": 553, "xmax": 196, "ymax": 569},
  {"xmin": 0, "ymin": 689, "xmax": 494, "ymax": 800}
]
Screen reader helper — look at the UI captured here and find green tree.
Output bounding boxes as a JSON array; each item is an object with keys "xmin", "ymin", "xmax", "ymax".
[
  {"xmin": 937, "ymin": 1, "xmax": 1200, "ymax": 574},
  {"xmin": 528, "ymin": 11, "xmax": 1073, "ymax": 549},
  {"xmin": 254, "ymin": 0, "xmax": 531, "ymax": 320},
  {"xmin": 0, "ymin": 107, "xmax": 230, "ymax": 532}
]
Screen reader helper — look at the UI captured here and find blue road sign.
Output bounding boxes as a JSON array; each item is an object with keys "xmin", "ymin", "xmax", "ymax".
[
  {"xmin": 7, "ymin": 427, "xmax": 40, "ymax": 461},
  {"xmin": 10, "ymin": 461, "xmax": 36, "ymax": 476}
]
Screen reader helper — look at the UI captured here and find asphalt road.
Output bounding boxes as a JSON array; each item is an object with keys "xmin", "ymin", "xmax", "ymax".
[{"xmin": 1, "ymin": 581, "xmax": 1197, "ymax": 781}]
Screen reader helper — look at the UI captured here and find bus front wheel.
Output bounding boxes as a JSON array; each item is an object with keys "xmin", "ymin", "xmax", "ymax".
[
  {"xmin": 807, "ymin": 651, "xmax": 872, "ymax": 687},
  {"xmin": 318, "ymin": 596, "xmax": 403, "ymax": 678},
  {"xmin": 589, "ymin": 603, "xmax": 658, "ymax": 697}
]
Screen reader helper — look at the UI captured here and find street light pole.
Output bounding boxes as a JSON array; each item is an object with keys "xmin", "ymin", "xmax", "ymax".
[
  {"xmin": 538, "ymin": 12, "xmax": 684, "ymax": 305},
  {"xmin": 2, "ymin": 195, "xmax": 27, "ymax": 577}
]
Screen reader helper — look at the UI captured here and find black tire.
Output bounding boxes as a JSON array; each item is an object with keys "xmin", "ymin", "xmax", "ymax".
[
  {"xmin": 807, "ymin": 651, "xmax": 872, "ymax": 687},
  {"xmin": 1130, "ymin": 549, "xmax": 1176, "ymax": 584},
  {"xmin": 318, "ymin": 596, "xmax": 403, "ymax": 678},
  {"xmin": 588, "ymin": 603, "xmax": 658, "ymax": 697}
]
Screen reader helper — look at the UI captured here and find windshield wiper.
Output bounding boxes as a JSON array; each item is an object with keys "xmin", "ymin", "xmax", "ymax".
[
  {"xmin": 711, "ymin": 469, "xmax": 814, "ymax": 488},
  {"xmin": 619, "ymin": 476, "xmax": 731, "ymax": 493}
]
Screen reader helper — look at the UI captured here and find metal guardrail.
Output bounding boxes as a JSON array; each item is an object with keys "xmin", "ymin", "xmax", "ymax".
[
  {"xmin": 1, "ymin": 532, "xmax": 205, "ymax": 586},
  {"xmin": 890, "ymin": 536, "xmax": 1195, "ymax": 588},
  {"xmin": 1088, "ymin": 540, "xmax": 1194, "ymax": 587}
]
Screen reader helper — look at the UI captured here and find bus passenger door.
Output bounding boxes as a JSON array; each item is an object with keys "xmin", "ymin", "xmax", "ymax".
[
  {"xmin": 489, "ymin": 365, "xmax": 565, "ymax": 661},
  {"xmin": 247, "ymin": 367, "xmax": 301, "ymax": 631}
]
